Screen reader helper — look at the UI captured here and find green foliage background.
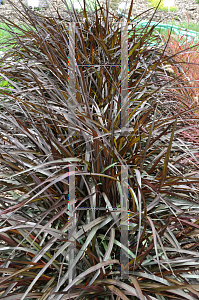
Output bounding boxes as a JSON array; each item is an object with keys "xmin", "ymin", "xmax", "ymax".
[{"xmin": 148, "ymin": 0, "xmax": 178, "ymax": 11}]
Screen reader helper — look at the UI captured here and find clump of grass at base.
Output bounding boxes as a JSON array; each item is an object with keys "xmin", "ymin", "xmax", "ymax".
[{"xmin": 0, "ymin": 0, "xmax": 199, "ymax": 299}]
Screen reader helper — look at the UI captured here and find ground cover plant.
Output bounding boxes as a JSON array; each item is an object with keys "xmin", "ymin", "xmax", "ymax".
[
  {"xmin": 0, "ymin": 0, "xmax": 199, "ymax": 299},
  {"xmin": 165, "ymin": 20, "xmax": 199, "ymax": 33},
  {"xmin": 0, "ymin": 23, "xmax": 19, "ymax": 51},
  {"xmin": 0, "ymin": 22, "xmax": 37, "ymax": 52},
  {"xmin": 148, "ymin": 0, "xmax": 177, "ymax": 12}
]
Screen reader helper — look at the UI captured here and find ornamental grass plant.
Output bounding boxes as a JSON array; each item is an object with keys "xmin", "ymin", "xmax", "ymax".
[
  {"xmin": 160, "ymin": 27, "xmax": 199, "ymax": 163},
  {"xmin": 0, "ymin": 0, "xmax": 199, "ymax": 299}
]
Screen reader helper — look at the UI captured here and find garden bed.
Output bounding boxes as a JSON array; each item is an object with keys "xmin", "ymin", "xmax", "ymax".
[{"xmin": 0, "ymin": 2, "xmax": 199, "ymax": 299}]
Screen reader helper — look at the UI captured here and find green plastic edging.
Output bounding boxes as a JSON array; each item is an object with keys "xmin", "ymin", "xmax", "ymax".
[
  {"xmin": 118, "ymin": 12, "xmax": 199, "ymax": 46},
  {"xmin": 137, "ymin": 21, "xmax": 199, "ymax": 42}
]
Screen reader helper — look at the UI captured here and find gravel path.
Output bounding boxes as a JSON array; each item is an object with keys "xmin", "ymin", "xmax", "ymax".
[{"xmin": 1, "ymin": 0, "xmax": 199, "ymax": 25}]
